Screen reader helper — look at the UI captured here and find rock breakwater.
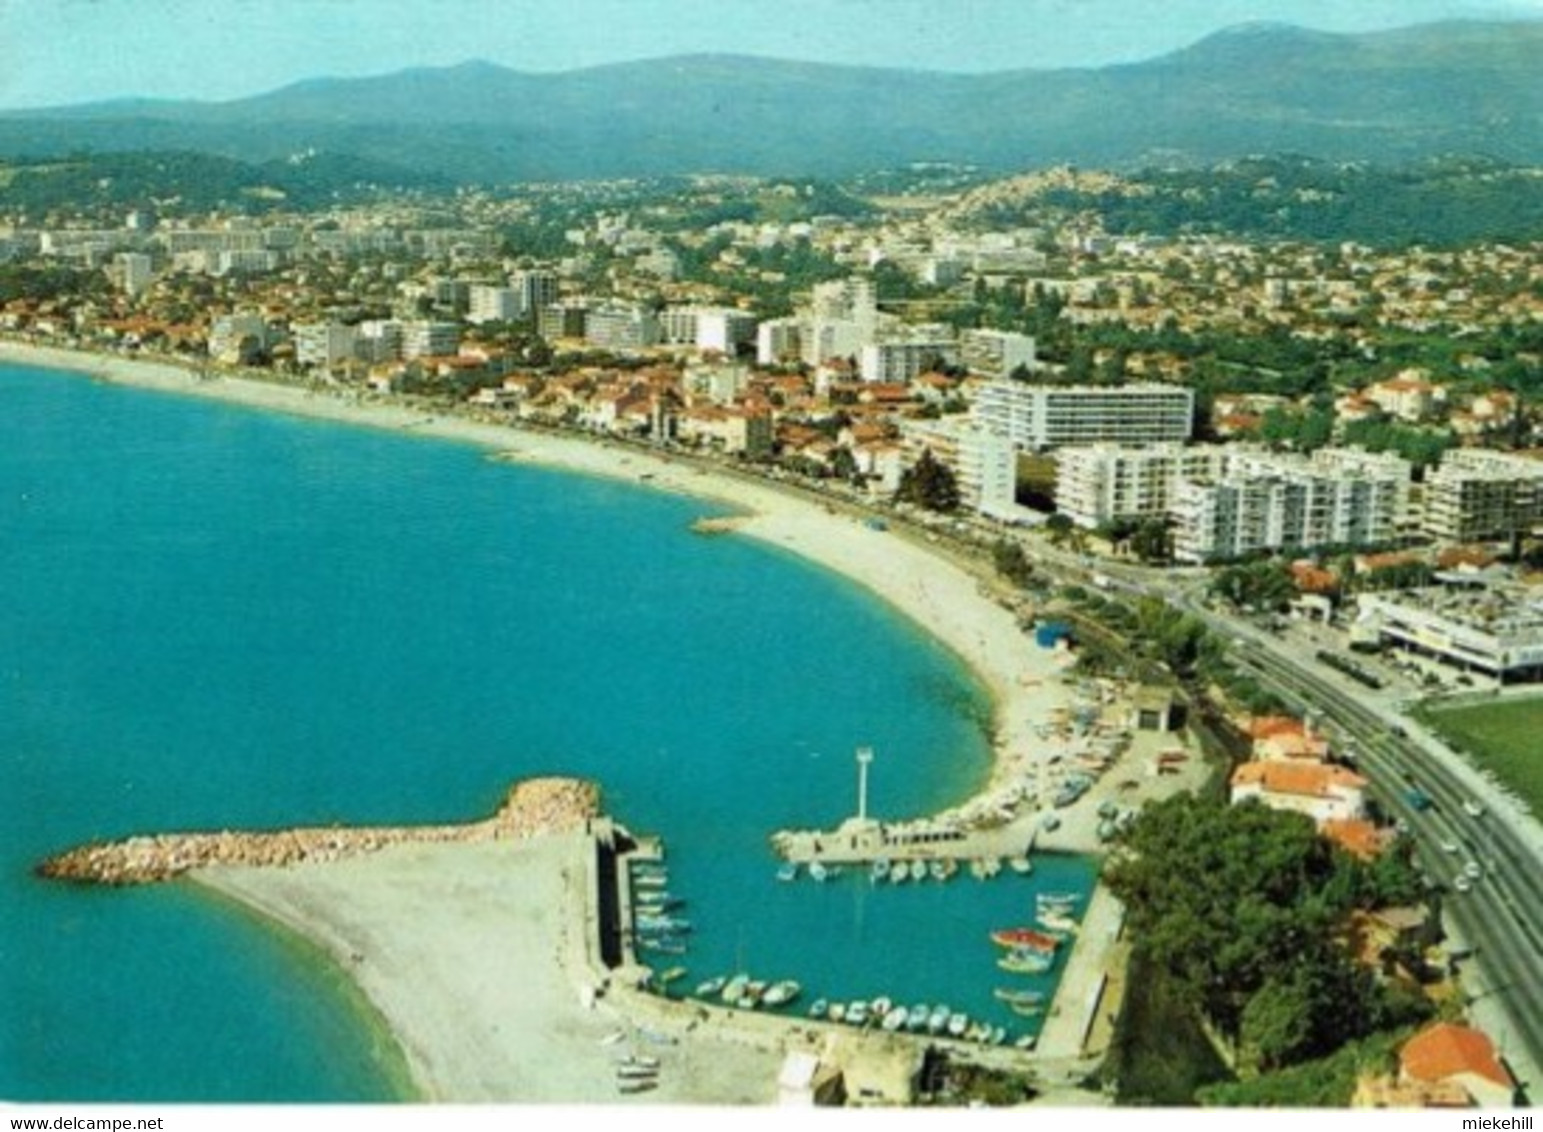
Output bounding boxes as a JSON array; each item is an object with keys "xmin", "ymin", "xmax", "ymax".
[{"xmin": 37, "ymin": 777, "xmax": 600, "ymax": 886}]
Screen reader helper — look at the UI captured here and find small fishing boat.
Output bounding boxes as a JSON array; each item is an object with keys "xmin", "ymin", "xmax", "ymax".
[
  {"xmin": 846, "ymin": 1001, "xmax": 870, "ymax": 1028},
  {"xmin": 906, "ymin": 1003, "xmax": 930, "ymax": 1031},
  {"xmin": 616, "ymin": 1063, "xmax": 658, "ymax": 1080},
  {"xmin": 1037, "ymin": 891, "xmax": 1081, "ymax": 907},
  {"xmin": 1007, "ymin": 856, "xmax": 1033, "ymax": 875},
  {"xmin": 742, "ymin": 980, "xmax": 768, "ymax": 1008},
  {"xmin": 947, "ymin": 1013, "xmax": 970, "ymax": 1037},
  {"xmin": 827, "ymin": 1002, "xmax": 847, "ymax": 1023},
  {"xmin": 809, "ymin": 861, "xmax": 829, "ymax": 883},
  {"xmin": 908, "ymin": 860, "xmax": 928, "ymax": 881},
  {"xmin": 721, "ymin": 975, "xmax": 749, "ymax": 1004},
  {"xmin": 998, "ymin": 950, "xmax": 1054, "ymax": 974},
  {"xmin": 763, "ymin": 980, "xmax": 801, "ymax": 1007},
  {"xmin": 1014, "ymin": 1034, "xmax": 1038, "ymax": 1051},
  {"xmin": 889, "ymin": 863, "xmax": 909, "ymax": 884},
  {"xmin": 616, "ymin": 1077, "xmax": 657, "ymax": 1094},
  {"xmin": 808, "ymin": 998, "xmax": 829, "ymax": 1019},
  {"xmin": 990, "ymin": 927, "xmax": 1059, "ymax": 953},
  {"xmin": 927, "ymin": 1006, "xmax": 950, "ymax": 1034},
  {"xmin": 990, "ymin": 1027, "xmax": 1008, "ymax": 1045},
  {"xmin": 870, "ymin": 858, "xmax": 891, "ymax": 882},
  {"xmin": 993, "ymin": 988, "xmax": 1045, "ymax": 1007},
  {"xmin": 928, "ymin": 859, "xmax": 949, "ymax": 881},
  {"xmin": 871, "ymin": 995, "xmax": 893, "ymax": 1018},
  {"xmin": 695, "ymin": 976, "xmax": 726, "ymax": 997},
  {"xmin": 658, "ymin": 966, "xmax": 688, "ymax": 985},
  {"xmin": 1038, "ymin": 910, "xmax": 1078, "ymax": 933},
  {"xmin": 621, "ymin": 1053, "xmax": 661, "ymax": 1070},
  {"xmin": 1010, "ymin": 1001, "xmax": 1043, "ymax": 1018},
  {"xmin": 776, "ymin": 862, "xmax": 798, "ymax": 882},
  {"xmin": 881, "ymin": 1006, "xmax": 909, "ymax": 1032}
]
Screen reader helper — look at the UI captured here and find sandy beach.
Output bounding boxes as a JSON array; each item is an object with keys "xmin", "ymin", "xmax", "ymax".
[{"xmin": 195, "ymin": 837, "xmax": 786, "ymax": 1103}]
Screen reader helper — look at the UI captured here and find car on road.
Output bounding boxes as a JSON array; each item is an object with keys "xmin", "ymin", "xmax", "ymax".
[
  {"xmin": 1454, "ymin": 875, "xmax": 1472, "ymax": 893},
  {"xmin": 1464, "ymin": 800, "xmax": 1486, "ymax": 819},
  {"xmin": 1440, "ymin": 840, "xmax": 1460, "ymax": 855},
  {"xmin": 1464, "ymin": 861, "xmax": 1483, "ymax": 880}
]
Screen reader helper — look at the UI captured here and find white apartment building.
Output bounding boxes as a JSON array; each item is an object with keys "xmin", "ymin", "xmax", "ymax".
[
  {"xmin": 1056, "ymin": 443, "xmax": 1230, "ymax": 529},
  {"xmin": 959, "ymin": 329, "xmax": 1037, "ymax": 380},
  {"xmin": 1358, "ymin": 584, "xmax": 1543, "ymax": 682},
  {"xmin": 294, "ymin": 322, "xmax": 360, "ymax": 369},
  {"xmin": 468, "ymin": 285, "xmax": 521, "ymax": 325},
  {"xmin": 974, "ymin": 382, "xmax": 1194, "ymax": 452},
  {"xmin": 114, "ymin": 252, "xmax": 154, "ymax": 296},
  {"xmin": 661, "ymin": 307, "xmax": 758, "ymax": 354},
  {"xmin": 756, "ymin": 317, "xmax": 803, "ymax": 365},
  {"xmin": 859, "ymin": 330, "xmax": 958, "ymax": 384},
  {"xmin": 401, "ymin": 320, "xmax": 461, "ymax": 359},
  {"xmin": 1171, "ymin": 448, "xmax": 1412, "ymax": 563},
  {"xmin": 356, "ymin": 319, "xmax": 405, "ymax": 362},
  {"xmin": 1421, "ymin": 449, "xmax": 1543, "ymax": 543},
  {"xmin": 207, "ymin": 313, "xmax": 273, "ymax": 363},
  {"xmin": 902, "ymin": 417, "xmax": 1018, "ymax": 519},
  {"xmin": 584, "ymin": 301, "xmax": 661, "ymax": 352}
]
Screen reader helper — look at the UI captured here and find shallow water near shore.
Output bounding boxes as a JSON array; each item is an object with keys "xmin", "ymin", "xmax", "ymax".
[{"xmin": 1, "ymin": 364, "xmax": 1091, "ymax": 1100}]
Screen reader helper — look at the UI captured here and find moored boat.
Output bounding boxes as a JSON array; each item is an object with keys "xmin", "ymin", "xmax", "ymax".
[
  {"xmin": 1009, "ymin": 1001, "xmax": 1043, "ymax": 1017},
  {"xmin": 906, "ymin": 1003, "xmax": 929, "ymax": 1031},
  {"xmin": 721, "ymin": 975, "xmax": 750, "ymax": 1003},
  {"xmin": 881, "ymin": 1006, "xmax": 909, "ymax": 1031},
  {"xmin": 1038, "ymin": 910, "xmax": 1078, "ymax": 933},
  {"xmin": 776, "ymin": 862, "xmax": 798, "ymax": 882},
  {"xmin": 947, "ymin": 1012, "xmax": 970, "ymax": 1037},
  {"xmin": 846, "ymin": 1001, "xmax": 870, "ymax": 1028},
  {"xmin": 1007, "ymin": 856, "xmax": 1033, "ymax": 875},
  {"xmin": 695, "ymin": 976, "xmax": 726, "ymax": 997},
  {"xmin": 997, "ymin": 950, "xmax": 1053, "ymax": 974},
  {"xmin": 927, "ymin": 1005, "xmax": 950, "ymax": 1034},
  {"xmin": 990, "ymin": 927, "xmax": 1059, "ymax": 953},
  {"xmin": 763, "ymin": 980, "xmax": 801, "ymax": 1007},
  {"xmin": 809, "ymin": 861, "xmax": 829, "ymax": 882},
  {"xmin": 993, "ymin": 988, "xmax": 1045, "ymax": 1006},
  {"xmin": 870, "ymin": 858, "xmax": 891, "ymax": 883},
  {"xmin": 871, "ymin": 995, "xmax": 893, "ymax": 1018},
  {"xmin": 809, "ymin": 997, "xmax": 829, "ymax": 1019},
  {"xmin": 907, "ymin": 860, "xmax": 928, "ymax": 881},
  {"xmin": 827, "ymin": 1002, "xmax": 847, "ymax": 1023}
]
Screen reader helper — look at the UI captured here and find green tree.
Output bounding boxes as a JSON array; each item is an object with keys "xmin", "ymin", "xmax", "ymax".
[{"xmin": 894, "ymin": 448, "xmax": 960, "ymax": 513}]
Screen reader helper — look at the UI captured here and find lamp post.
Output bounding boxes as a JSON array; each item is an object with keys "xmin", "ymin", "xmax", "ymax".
[{"xmin": 856, "ymin": 746, "xmax": 874, "ymax": 821}]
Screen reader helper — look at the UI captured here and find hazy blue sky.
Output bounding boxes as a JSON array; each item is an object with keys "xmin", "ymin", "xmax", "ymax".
[{"xmin": 2, "ymin": 0, "xmax": 1541, "ymax": 109}]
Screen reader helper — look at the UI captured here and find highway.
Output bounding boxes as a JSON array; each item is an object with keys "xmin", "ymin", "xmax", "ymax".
[{"xmin": 1188, "ymin": 601, "xmax": 1543, "ymax": 1088}]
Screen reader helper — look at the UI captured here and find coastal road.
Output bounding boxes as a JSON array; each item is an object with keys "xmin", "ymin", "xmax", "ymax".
[{"xmin": 1214, "ymin": 617, "xmax": 1543, "ymax": 1090}]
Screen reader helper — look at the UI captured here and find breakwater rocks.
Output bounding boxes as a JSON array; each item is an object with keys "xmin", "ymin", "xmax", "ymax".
[{"xmin": 36, "ymin": 777, "xmax": 600, "ymax": 886}]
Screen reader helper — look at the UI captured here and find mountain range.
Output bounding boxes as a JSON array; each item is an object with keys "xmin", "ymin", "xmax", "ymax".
[{"xmin": 2, "ymin": 20, "xmax": 1541, "ymax": 182}]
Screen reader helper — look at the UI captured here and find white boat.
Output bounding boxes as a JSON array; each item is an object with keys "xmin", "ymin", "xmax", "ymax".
[
  {"xmin": 763, "ymin": 980, "xmax": 801, "ymax": 1007},
  {"xmin": 881, "ymin": 1006, "xmax": 909, "ymax": 1031},
  {"xmin": 845, "ymin": 1001, "xmax": 870, "ymax": 1027},
  {"xmin": 1007, "ymin": 856, "xmax": 1033, "ymax": 875},
  {"xmin": 808, "ymin": 998, "xmax": 829, "ymax": 1019},
  {"xmin": 721, "ymin": 975, "xmax": 750, "ymax": 1003},
  {"xmin": 906, "ymin": 1003, "xmax": 929, "ymax": 1031},
  {"xmin": 695, "ymin": 976, "xmax": 726, "ymax": 997},
  {"xmin": 1037, "ymin": 891, "xmax": 1081, "ymax": 907},
  {"xmin": 871, "ymin": 995, "xmax": 893, "ymax": 1017},
  {"xmin": 827, "ymin": 1002, "xmax": 847, "ymax": 1023},
  {"xmin": 998, "ymin": 950, "xmax": 1053, "ymax": 974},
  {"xmin": 870, "ymin": 858, "xmax": 891, "ymax": 882},
  {"xmin": 947, "ymin": 1012, "xmax": 970, "ymax": 1037},
  {"xmin": 993, "ymin": 988, "xmax": 1045, "ymax": 1007},
  {"xmin": 1038, "ymin": 911, "xmax": 1078, "ymax": 933},
  {"xmin": 928, "ymin": 859, "xmax": 949, "ymax": 881},
  {"xmin": 889, "ymin": 863, "xmax": 909, "ymax": 884},
  {"xmin": 927, "ymin": 1006, "xmax": 950, "ymax": 1034},
  {"xmin": 809, "ymin": 861, "xmax": 829, "ymax": 882},
  {"xmin": 776, "ymin": 862, "xmax": 798, "ymax": 882},
  {"xmin": 908, "ymin": 860, "xmax": 929, "ymax": 881}
]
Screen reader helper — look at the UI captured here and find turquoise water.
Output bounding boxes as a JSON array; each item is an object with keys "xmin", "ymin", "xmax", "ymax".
[{"xmin": 0, "ymin": 365, "xmax": 1094, "ymax": 1101}]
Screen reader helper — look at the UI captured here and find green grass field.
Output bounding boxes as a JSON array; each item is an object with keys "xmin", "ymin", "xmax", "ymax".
[{"xmin": 1420, "ymin": 696, "xmax": 1543, "ymax": 817}]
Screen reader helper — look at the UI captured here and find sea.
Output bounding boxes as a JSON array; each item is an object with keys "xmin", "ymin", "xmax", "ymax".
[{"xmin": 0, "ymin": 363, "xmax": 1097, "ymax": 1102}]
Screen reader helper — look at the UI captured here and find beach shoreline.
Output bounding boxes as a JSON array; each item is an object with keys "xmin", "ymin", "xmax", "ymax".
[{"xmin": 0, "ymin": 339, "xmax": 1070, "ymax": 819}]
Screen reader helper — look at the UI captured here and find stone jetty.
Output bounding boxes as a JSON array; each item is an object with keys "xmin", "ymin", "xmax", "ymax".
[{"xmin": 36, "ymin": 777, "xmax": 600, "ymax": 886}]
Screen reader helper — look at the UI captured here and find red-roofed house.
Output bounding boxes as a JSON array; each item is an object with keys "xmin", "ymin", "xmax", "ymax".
[
  {"xmin": 1247, "ymin": 715, "xmax": 1331, "ymax": 762},
  {"xmin": 1230, "ymin": 761, "xmax": 1367, "ymax": 824},
  {"xmin": 1321, "ymin": 818, "xmax": 1394, "ymax": 860},
  {"xmin": 1397, "ymin": 1023, "xmax": 1516, "ymax": 1108}
]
